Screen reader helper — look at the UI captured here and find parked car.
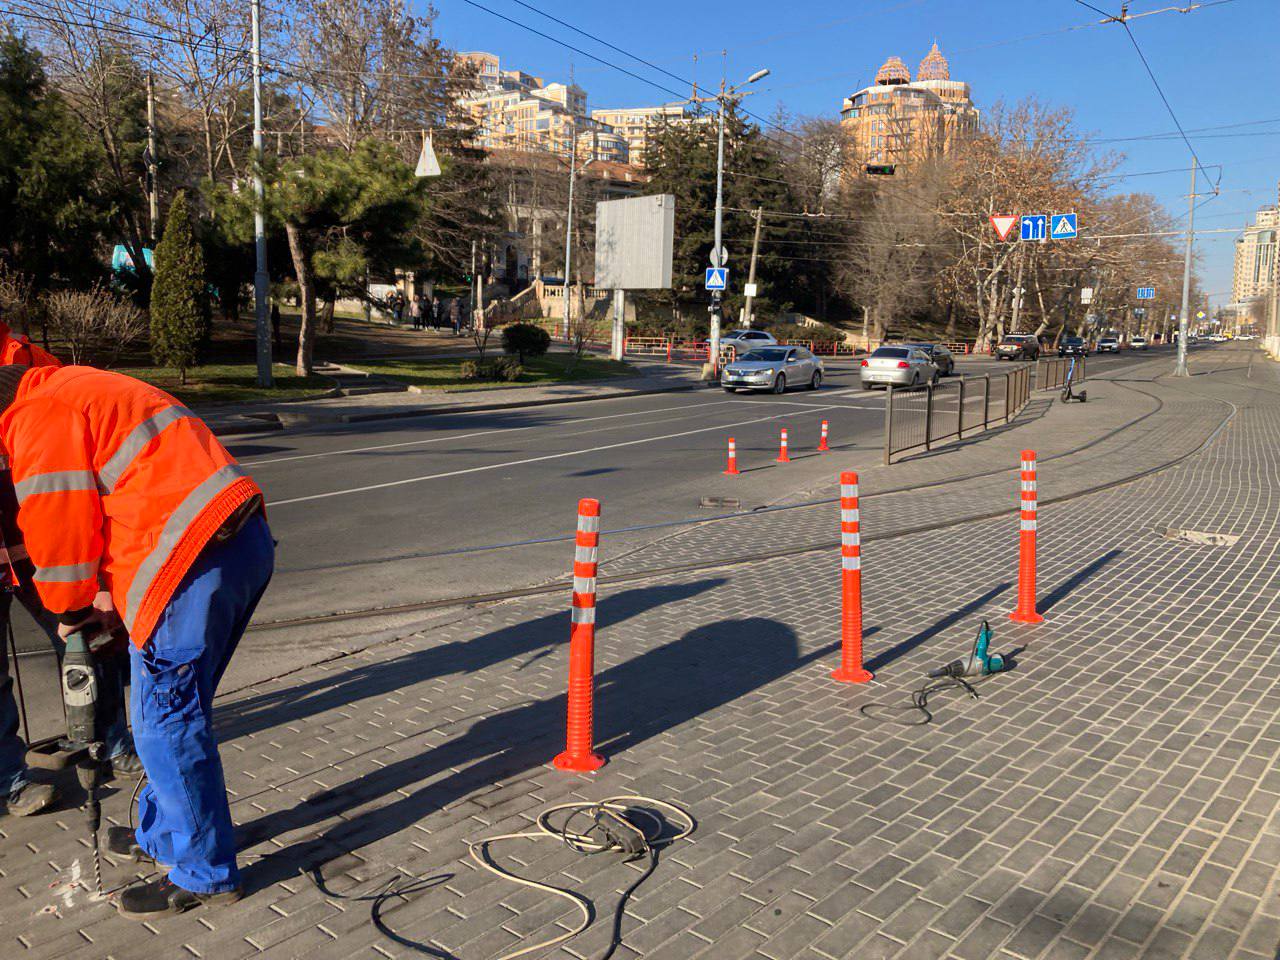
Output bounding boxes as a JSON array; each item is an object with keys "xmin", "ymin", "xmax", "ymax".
[
  {"xmin": 1097, "ymin": 337, "xmax": 1121, "ymax": 353},
  {"xmin": 903, "ymin": 342, "xmax": 955, "ymax": 376},
  {"xmin": 1059, "ymin": 336, "xmax": 1089, "ymax": 357},
  {"xmin": 1131, "ymin": 336, "xmax": 1148, "ymax": 350},
  {"xmin": 860, "ymin": 345, "xmax": 938, "ymax": 390},
  {"xmin": 720, "ymin": 329, "xmax": 778, "ymax": 357},
  {"xmin": 995, "ymin": 334, "xmax": 1040, "ymax": 361},
  {"xmin": 722, "ymin": 346, "xmax": 823, "ymax": 394}
]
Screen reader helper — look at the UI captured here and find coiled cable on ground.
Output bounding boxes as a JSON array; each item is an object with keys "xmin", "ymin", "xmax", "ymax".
[{"xmin": 466, "ymin": 796, "xmax": 695, "ymax": 960}]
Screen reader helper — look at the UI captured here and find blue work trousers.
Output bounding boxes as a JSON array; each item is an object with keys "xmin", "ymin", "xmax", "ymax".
[
  {"xmin": 0, "ymin": 589, "xmax": 131, "ymax": 795},
  {"xmin": 130, "ymin": 513, "xmax": 274, "ymax": 894}
]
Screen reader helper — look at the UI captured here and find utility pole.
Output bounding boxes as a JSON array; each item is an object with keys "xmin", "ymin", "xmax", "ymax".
[
  {"xmin": 698, "ymin": 67, "xmax": 769, "ymax": 376},
  {"xmin": 476, "ymin": 245, "xmax": 486, "ymax": 331},
  {"xmin": 145, "ymin": 72, "xmax": 158, "ymax": 242},
  {"xmin": 470, "ymin": 239, "xmax": 478, "ymax": 328},
  {"xmin": 562, "ymin": 125, "xmax": 578, "ymax": 341},
  {"xmin": 1174, "ymin": 158, "xmax": 1196, "ymax": 377},
  {"xmin": 709, "ymin": 74, "xmax": 727, "ymax": 372},
  {"xmin": 743, "ymin": 207, "xmax": 763, "ymax": 328},
  {"xmin": 250, "ymin": 0, "xmax": 272, "ymax": 387}
]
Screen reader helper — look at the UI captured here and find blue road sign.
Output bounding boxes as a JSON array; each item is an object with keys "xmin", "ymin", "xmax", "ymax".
[
  {"xmin": 705, "ymin": 267, "xmax": 728, "ymax": 291},
  {"xmin": 1136, "ymin": 286, "xmax": 1156, "ymax": 300},
  {"xmin": 1050, "ymin": 213, "xmax": 1078, "ymax": 239},
  {"xmin": 1020, "ymin": 214, "xmax": 1048, "ymax": 242}
]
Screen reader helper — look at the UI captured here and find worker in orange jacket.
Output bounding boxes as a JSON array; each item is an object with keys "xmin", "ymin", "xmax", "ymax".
[
  {"xmin": 0, "ymin": 364, "xmax": 273, "ymax": 919},
  {"xmin": 0, "ymin": 325, "xmax": 139, "ymax": 818},
  {"xmin": 0, "ymin": 319, "xmax": 61, "ymax": 367}
]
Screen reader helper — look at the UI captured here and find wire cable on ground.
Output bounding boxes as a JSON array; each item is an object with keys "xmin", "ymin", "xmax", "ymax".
[
  {"xmin": 858, "ymin": 676, "xmax": 981, "ymax": 726},
  {"xmin": 304, "ymin": 795, "xmax": 694, "ymax": 960}
]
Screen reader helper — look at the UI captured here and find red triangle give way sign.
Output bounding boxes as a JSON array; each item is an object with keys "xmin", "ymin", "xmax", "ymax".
[{"xmin": 990, "ymin": 214, "xmax": 1018, "ymax": 241}]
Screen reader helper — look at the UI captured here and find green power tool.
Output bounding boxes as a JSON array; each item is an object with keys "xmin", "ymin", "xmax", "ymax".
[{"xmin": 928, "ymin": 620, "xmax": 1008, "ymax": 680}]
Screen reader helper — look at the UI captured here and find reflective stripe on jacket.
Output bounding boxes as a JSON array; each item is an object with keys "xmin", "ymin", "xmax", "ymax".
[{"xmin": 0, "ymin": 366, "xmax": 262, "ymax": 649}]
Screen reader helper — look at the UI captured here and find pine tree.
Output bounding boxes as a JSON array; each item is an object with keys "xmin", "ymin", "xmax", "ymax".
[{"xmin": 149, "ymin": 190, "xmax": 209, "ymax": 384}]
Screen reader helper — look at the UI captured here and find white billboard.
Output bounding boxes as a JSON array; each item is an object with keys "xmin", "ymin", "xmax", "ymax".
[{"xmin": 594, "ymin": 194, "xmax": 675, "ymax": 290}]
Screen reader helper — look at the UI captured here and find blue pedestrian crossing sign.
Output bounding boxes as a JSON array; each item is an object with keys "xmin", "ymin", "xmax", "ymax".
[
  {"xmin": 1050, "ymin": 213, "xmax": 1078, "ymax": 239},
  {"xmin": 705, "ymin": 267, "xmax": 728, "ymax": 291},
  {"xmin": 1136, "ymin": 286, "xmax": 1156, "ymax": 300},
  {"xmin": 1020, "ymin": 214, "xmax": 1048, "ymax": 242}
]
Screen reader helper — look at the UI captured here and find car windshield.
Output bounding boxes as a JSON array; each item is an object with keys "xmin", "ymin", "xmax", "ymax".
[
  {"xmin": 905, "ymin": 343, "xmax": 933, "ymax": 352},
  {"xmin": 1064, "ymin": 338, "xmax": 1084, "ymax": 345},
  {"xmin": 725, "ymin": 330, "xmax": 758, "ymax": 339},
  {"xmin": 871, "ymin": 347, "xmax": 910, "ymax": 359},
  {"xmin": 739, "ymin": 348, "xmax": 789, "ymax": 362},
  {"xmin": 1000, "ymin": 336, "xmax": 1029, "ymax": 344}
]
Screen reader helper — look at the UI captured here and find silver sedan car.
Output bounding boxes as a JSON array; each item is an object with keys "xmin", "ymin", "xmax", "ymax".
[
  {"xmin": 722, "ymin": 346, "xmax": 824, "ymax": 394},
  {"xmin": 860, "ymin": 345, "xmax": 938, "ymax": 390}
]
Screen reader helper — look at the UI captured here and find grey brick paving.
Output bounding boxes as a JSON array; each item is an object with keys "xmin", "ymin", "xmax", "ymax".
[{"xmin": 3, "ymin": 346, "xmax": 1280, "ymax": 959}]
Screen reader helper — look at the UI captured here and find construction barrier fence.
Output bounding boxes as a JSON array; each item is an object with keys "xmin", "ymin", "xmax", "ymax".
[
  {"xmin": 883, "ymin": 365, "xmax": 1032, "ymax": 465},
  {"xmin": 1035, "ymin": 356, "xmax": 1087, "ymax": 392}
]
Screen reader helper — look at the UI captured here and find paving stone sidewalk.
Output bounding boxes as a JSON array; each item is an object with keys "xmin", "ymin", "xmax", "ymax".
[{"xmin": 3, "ymin": 347, "xmax": 1278, "ymax": 960}]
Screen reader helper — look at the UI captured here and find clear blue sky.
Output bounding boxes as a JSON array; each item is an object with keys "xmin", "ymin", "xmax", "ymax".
[{"xmin": 433, "ymin": 0, "xmax": 1280, "ymax": 305}]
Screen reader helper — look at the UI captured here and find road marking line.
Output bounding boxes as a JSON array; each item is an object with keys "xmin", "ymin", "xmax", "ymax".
[
  {"xmin": 242, "ymin": 398, "xmax": 745, "ymax": 466},
  {"xmin": 266, "ymin": 403, "xmax": 853, "ymax": 507}
]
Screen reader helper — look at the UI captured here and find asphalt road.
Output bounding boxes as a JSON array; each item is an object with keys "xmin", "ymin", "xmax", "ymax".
[{"xmin": 8, "ymin": 344, "xmax": 1177, "ymax": 655}]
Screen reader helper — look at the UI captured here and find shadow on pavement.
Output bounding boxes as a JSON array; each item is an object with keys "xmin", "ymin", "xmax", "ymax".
[
  {"xmin": 1039, "ymin": 548, "xmax": 1123, "ymax": 613},
  {"xmin": 864, "ymin": 583, "xmax": 1011, "ymax": 673},
  {"xmin": 218, "ymin": 579, "xmax": 724, "ymax": 743},
  {"xmin": 236, "ymin": 615, "xmax": 832, "ymax": 894}
]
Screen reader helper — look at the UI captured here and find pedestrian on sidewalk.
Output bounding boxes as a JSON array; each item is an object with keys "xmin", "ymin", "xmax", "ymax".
[
  {"xmin": 430, "ymin": 295, "xmax": 441, "ymax": 329},
  {"xmin": 0, "ymin": 324, "xmax": 139, "ymax": 819},
  {"xmin": 409, "ymin": 296, "xmax": 422, "ymax": 330},
  {"xmin": 270, "ymin": 303, "xmax": 281, "ymax": 355},
  {"xmin": 449, "ymin": 297, "xmax": 461, "ymax": 336},
  {"xmin": 0, "ymin": 364, "xmax": 273, "ymax": 918}
]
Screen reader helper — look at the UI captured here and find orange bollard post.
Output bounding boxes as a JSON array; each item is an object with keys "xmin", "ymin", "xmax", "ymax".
[
  {"xmin": 553, "ymin": 498, "xmax": 607, "ymax": 771},
  {"xmin": 832, "ymin": 472, "xmax": 873, "ymax": 683},
  {"xmin": 1009, "ymin": 450, "xmax": 1045, "ymax": 624},
  {"xmin": 724, "ymin": 437, "xmax": 740, "ymax": 475},
  {"xmin": 818, "ymin": 420, "xmax": 830, "ymax": 452},
  {"xmin": 776, "ymin": 427, "xmax": 791, "ymax": 463}
]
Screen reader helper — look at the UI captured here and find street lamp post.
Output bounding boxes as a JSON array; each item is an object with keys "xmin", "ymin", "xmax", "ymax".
[
  {"xmin": 1174, "ymin": 158, "xmax": 1203, "ymax": 377},
  {"xmin": 250, "ymin": 0, "xmax": 272, "ymax": 388},
  {"xmin": 705, "ymin": 67, "xmax": 769, "ymax": 379}
]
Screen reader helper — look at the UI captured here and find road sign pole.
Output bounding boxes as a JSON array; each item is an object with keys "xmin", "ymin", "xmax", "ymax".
[
  {"xmin": 1175, "ymin": 159, "xmax": 1195, "ymax": 377},
  {"xmin": 744, "ymin": 207, "xmax": 763, "ymax": 328}
]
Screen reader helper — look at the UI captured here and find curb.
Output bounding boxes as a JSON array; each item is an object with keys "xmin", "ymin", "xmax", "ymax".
[{"xmin": 210, "ymin": 380, "xmax": 710, "ymax": 435}]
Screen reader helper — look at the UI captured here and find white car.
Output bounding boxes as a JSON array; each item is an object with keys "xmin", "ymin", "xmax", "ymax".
[
  {"xmin": 720, "ymin": 329, "xmax": 778, "ymax": 355},
  {"xmin": 1130, "ymin": 336, "xmax": 1148, "ymax": 350}
]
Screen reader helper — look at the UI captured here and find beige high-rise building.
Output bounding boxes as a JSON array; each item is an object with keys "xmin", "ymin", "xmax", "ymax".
[
  {"xmin": 839, "ymin": 43, "xmax": 979, "ymax": 170},
  {"xmin": 1232, "ymin": 200, "xmax": 1278, "ymax": 303},
  {"xmin": 456, "ymin": 51, "xmax": 623, "ymax": 163},
  {"xmin": 589, "ymin": 105, "xmax": 686, "ymax": 167}
]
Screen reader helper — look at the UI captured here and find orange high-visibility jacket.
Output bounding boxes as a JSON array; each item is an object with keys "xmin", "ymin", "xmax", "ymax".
[
  {"xmin": 0, "ymin": 320, "xmax": 61, "ymax": 368},
  {"xmin": 0, "ymin": 366, "xmax": 262, "ymax": 649}
]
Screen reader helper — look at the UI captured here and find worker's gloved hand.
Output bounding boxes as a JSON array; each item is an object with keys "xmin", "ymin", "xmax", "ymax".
[{"xmin": 92, "ymin": 591, "xmax": 122, "ymax": 633}]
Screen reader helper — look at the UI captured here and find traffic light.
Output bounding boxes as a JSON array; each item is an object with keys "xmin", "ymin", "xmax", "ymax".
[{"xmin": 864, "ymin": 164, "xmax": 896, "ymax": 176}]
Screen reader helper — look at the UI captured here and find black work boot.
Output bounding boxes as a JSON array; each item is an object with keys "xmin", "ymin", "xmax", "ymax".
[
  {"xmin": 105, "ymin": 826, "xmax": 168, "ymax": 867},
  {"xmin": 5, "ymin": 781, "xmax": 58, "ymax": 817},
  {"xmin": 116, "ymin": 875, "xmax": 242, "ymax": 919}
]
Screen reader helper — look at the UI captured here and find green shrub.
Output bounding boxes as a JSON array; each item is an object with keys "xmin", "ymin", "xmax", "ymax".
[
  {"xmin": 501, "ymin": 322, "xmax": 551, "ymax": 362},
  {"xmin": 460, "ymin": 357, "xmax": 523, "ymax": 382},
  {"xmin": 149, "ymin": 191, "xmax": 209, "ymax": 384}
]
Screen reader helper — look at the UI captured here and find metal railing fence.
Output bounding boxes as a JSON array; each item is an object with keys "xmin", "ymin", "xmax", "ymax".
[
  {"xmin": 883, "ymin": 365, "xmax": 1032, "ymax": 465},
  {"xmin": 1035, "ymin": 356, "xmax": 1087, "ymax": 391}
]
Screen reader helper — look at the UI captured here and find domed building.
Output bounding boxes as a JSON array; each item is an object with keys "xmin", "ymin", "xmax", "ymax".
[{"xmin": 840, "ymin": 44, "xmax": 979, "ymax": 172}]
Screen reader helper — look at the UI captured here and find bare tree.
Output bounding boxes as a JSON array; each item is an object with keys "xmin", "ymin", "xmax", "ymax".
[{"xmin": 43, "ymin": 284, "xmax": 146, "ymax": 366}]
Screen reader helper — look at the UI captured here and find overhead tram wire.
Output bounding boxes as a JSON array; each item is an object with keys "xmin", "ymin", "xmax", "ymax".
[{"xmin": 1070, "ymin": 0, "xmax": 1220, "ymax": 191}]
